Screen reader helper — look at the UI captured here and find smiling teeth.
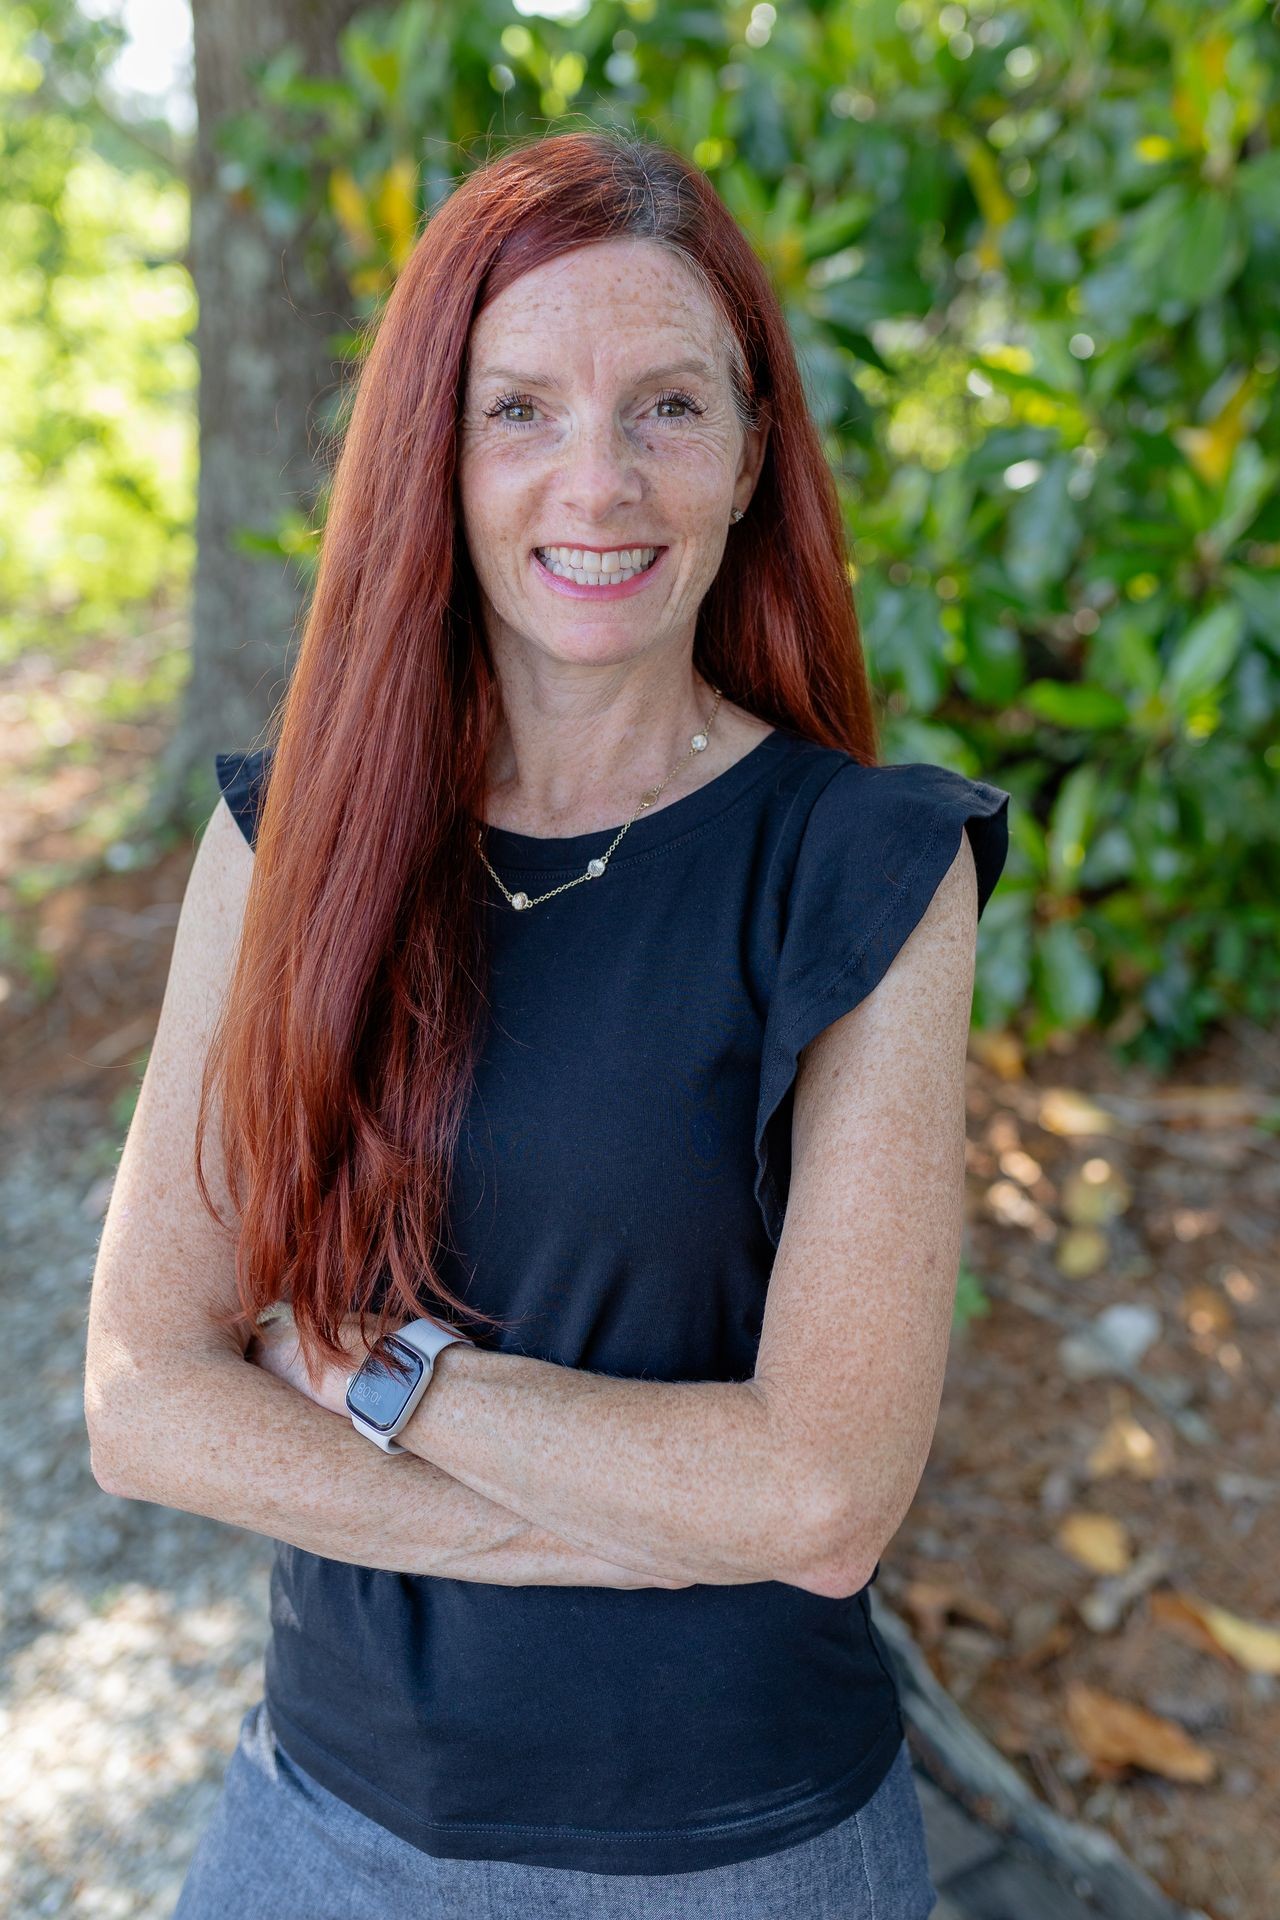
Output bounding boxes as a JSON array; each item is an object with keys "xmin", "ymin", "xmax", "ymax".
[{"xmin": 537, "ymin": 546, "xmax": 657, "ymax": 585}]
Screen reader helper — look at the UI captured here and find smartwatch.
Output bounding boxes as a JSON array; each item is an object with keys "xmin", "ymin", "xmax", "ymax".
[{"xmin": 345, "ymin": 1317, "xmax": 474, "ymax": 1453}]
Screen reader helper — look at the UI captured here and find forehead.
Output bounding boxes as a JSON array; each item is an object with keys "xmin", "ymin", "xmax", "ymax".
[{"xmin": 466, "ymin": 238, "xmax": 729, "ymax": 381}]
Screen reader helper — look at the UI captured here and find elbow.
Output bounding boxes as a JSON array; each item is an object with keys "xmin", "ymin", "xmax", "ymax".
[
  {"xmin": 89, "ymin": 1440, "xmax": 129, "ymax": 1500},
  {"xmin": 797, "ymin": 1555, "xmax": 878, "ymax": 1602},
  {"xmin": 85, "ymin": 1422, "xmax": 127, "ymax": 1501},
  {"xmin": 86, "ymin": 1416, "xmax": 128, "ymax": 1500},
  {"xmin": 83, "ymin": 1372, "xmax": 139, "ymax": 1501},
  {"xmin": 754, "ymin": 1389, "xmax": 879, "ymax": 1598},
  {"xmin": 778, "ymin": 1477, "xmax": 882, "ymax": 1600},
  {"xmin": 789, "ymin": 1519, "xmax": 877, "ymax": 1600}
]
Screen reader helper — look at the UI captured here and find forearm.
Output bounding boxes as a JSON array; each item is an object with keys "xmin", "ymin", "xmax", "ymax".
[
  {"xmin": 90, "ymin": 1352, "xmax": 687, "ymax": 1587},
  {"xmin": 399, "ymin": 1346, "xmax": 823, "ymax": 1587}
]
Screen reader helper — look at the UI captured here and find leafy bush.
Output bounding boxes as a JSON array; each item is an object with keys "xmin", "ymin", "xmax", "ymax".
[
  {"xmin": 216, "ymin": 0, "xmax": 1280, "ymax": 1063},
  {"xmin": 14, "ymin": 0, "xmax": 1279, "ymax": 1062}
]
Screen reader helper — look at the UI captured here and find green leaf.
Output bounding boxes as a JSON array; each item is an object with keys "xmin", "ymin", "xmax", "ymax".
[
  {"xmin": 1046, "ymin": 762, "xmax": 1101, "ymax": 894},
  {"xmin": 1038, "ymin": 921, "xmax": 1104, "ymax": 1028},
  {"xmin": 1163, "ymin": 603, "xmax": 1247, "ymax": 711},
  {"xmin": 816, "ymin": 261, "xmax": 933, "ymax": 328},
  {"xmin": 1162, "ymin": 189, "xmax": 1246, "ymax": 308},
  {"xmin": 802, "ymin": 198, "xmax": 873, "ymax": 261},
  {"xmin": 1210, "ymin": 441, "xmax": 1279, "ymax": 555},
  {"xmin": 1235, "ymin": 151, "xmax": 1280, "ymax": 224},
  {"xmin": 1024, "ymin": 680, "xmax": 1130, "ymax": 728},
  {"xmin": 1223, "ymin": 567, "xmax": 1280, "ymax": 655},
  {"xmin": 1005, "ymin": 458, "xmax": 1079, "ymax": 597},
  {"xmin": 862, "ymin": 583, "xmax": 952, "ymax": 714}
]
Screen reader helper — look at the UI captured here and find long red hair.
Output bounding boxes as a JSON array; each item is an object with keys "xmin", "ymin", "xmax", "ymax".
[{"xmin": 196, "ymin": 127, "xmax": 878, "ymax": 1385}]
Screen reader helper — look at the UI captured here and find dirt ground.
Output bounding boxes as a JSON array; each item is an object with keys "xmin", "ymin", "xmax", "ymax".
[
  {"xmin": 891, "ymin": 1018, "xmax": 1279, "ymax": 1920},
  {"xmin": 2, "ymin": 723, "xmax": 1276, "ymax": 1920}
]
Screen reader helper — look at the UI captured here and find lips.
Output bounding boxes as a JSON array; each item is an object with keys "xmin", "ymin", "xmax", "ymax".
[
  {"xmin": 532, "ymin": 545, "xmax": 666, "ymax": 567},
  {"xmin": 530, "ymin": 543, "xmax": 670, "ymax": 598}
]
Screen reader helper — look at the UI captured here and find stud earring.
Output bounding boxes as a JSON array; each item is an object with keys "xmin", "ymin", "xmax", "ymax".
[{"xmin": 730, "ymin": 508, "xmax": 744, "ymax": 523}]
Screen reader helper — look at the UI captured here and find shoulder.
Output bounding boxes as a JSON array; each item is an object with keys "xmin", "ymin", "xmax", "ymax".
[
  {"xmin": 793, "ymin": 753, "xmax": 1011, "ymax": 922},
  {"xmin": 751, "ymin": 751, "xmax": 1010, "ymax": 1246},
  {"xmin": 214, "ymin": 746, "xmax": 276, "ymax": 852},
  {"xmin": 764, "ymin": 747, "xmax": 1012, "ymax": 1050}
]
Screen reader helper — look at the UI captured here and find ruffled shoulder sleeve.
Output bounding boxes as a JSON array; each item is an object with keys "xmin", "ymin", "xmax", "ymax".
[
  {"xmin": 754, "ymin": 758, "xmax": 1011, "ymax": 1248},
  {"xmin": 214, "ymin": 746, "xmax": 275, "ymax": 852}
]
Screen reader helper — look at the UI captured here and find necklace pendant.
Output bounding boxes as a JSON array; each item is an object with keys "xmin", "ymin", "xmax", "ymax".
[
  {"xmin": 586, "ymin": 857, "xmax": 607, "ymax": 878},
  {"xmin": 511, "ymin": 891, "xmax": 531, "ymax": 910},
  {"xmin": 691, "ymin": 732, "xmax": 708, "ymax": 751}
]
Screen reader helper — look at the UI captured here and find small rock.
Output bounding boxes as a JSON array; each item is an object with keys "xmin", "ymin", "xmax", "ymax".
[
  {"xmin": 1059, "ymin": 1302, "xmax": 1162, "ymax": 1378},
  {"xmin": 1094, "ymin": 1302, "xmax": 1162, "ymax": 1364},
  {"xmin": 1038, "ymin": 1465, "xmax": 1075, "ymax": 1513}
]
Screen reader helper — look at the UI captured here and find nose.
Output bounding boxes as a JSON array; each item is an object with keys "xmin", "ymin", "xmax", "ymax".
[{"xmin": 555, "ymin": 410, "xmax": 645, "ymax": 522}]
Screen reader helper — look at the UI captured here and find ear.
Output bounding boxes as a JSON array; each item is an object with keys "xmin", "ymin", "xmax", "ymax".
[{"xmin": 733, "ymin": 414, "xmax": 770, "ymax": 515}]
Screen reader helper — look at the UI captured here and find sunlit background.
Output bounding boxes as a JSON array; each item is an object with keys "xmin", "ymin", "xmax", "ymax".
[{"xmin": 2, "ymin": 5, "xmax": 1278, "ymax": 1916}]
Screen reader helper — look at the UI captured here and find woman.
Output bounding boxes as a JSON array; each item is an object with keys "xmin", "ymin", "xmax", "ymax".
[{"xmin": 85, "ymin": 129, "xmax": 1010, "ymax": 1917}]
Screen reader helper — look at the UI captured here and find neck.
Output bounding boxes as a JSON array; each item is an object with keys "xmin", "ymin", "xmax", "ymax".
[{"xmin": 480, "ymin": 674, "xmax": 722, "ymax": 838}]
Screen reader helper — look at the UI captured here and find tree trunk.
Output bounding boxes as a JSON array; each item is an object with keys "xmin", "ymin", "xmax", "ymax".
[{"xmin": 160, "ymin": 0, "xmax": 364, "ymax": 823}]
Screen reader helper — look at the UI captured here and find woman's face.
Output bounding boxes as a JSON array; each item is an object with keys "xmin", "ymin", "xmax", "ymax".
[{"xmin": 457, "ymin": 237, "xmax": 767, "ymax": 675}]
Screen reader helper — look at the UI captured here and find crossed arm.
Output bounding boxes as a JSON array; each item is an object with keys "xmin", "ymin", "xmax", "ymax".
[
  {"xmin": 90, "ymin": 800, "xmax": 977, "ymax": 1602},
  {"xmin": 259, "ymin": 1331, "xmax": 819, "ymax": 1589},
  {"xmin": 249, "ymin": 831, "xmax": 982, "ymax": 1601}
]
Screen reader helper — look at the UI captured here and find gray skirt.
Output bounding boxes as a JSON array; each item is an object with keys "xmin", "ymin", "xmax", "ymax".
[{"xmin": 172, "ymin": 1698, "xmax": 938, "ymax": 1918}]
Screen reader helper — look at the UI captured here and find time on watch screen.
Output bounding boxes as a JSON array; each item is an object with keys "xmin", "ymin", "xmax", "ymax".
[{"xmin": 346, "ymin": 1337, "xmax": 424, "ymax": 1430}]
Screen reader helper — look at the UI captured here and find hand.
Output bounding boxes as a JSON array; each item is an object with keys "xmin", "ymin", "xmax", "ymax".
[{"xmin": 246, "ymin": 1306, "xmax": 368, "ymax": 1417}]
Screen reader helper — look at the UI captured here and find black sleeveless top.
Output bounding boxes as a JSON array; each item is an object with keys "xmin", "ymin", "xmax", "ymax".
[{"xmin": 214, "ymin": 724, "xmax": 1011, "ymax": 1876}]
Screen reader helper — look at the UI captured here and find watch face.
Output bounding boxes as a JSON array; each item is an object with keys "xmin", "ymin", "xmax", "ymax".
[{"xmin": 345, "ymin": 1335, "xmax": 425, "ymax": 1433}]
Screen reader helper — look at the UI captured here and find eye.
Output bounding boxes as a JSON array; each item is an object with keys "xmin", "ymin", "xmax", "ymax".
[
  {"xmin": 652, "ymin": 389, "xmax": 705, "ymax": 421},
  {"xmin": 479, "ymin": 387, "xmax": 707, "ymax": 430},
  {"xmin": 483, "ymin": 391, "xmax": 538, "ymax": 428}
]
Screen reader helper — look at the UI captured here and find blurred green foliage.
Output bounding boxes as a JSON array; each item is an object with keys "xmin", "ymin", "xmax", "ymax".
[
  {"xmin": 0, "ymin": 1, "xmax": 195, "ymax": 662},
  {"xmin": 7, "ymin": 0, "xmax": 1280, "ymax": 1065},
  {"xmin": 952, "ymin": 1258, "xmax": 994, "ymax": 1333}
]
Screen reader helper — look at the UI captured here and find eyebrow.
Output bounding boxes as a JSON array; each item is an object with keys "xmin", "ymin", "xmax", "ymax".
[{"xmin": 472, "ymin": 357, "xmax": 718, "ymax": 390}]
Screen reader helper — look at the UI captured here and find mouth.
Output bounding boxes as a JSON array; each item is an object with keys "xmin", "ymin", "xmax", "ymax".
[
  {"xmin": 530, "ymin": 544, "xmax": 669, "ymax": 600},
  {"xmin": 533, "ymin": 544, "xmax": 665, "ymax": 582}
]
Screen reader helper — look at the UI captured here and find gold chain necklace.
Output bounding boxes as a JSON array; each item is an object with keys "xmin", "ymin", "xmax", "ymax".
[{"xmin": 475, "ymin": 686, "xmax": 725, "ymax": 911}]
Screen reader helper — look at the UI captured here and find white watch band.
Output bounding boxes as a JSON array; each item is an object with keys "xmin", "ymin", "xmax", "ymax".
[{"xmin": 347, "ymin": 1317, "xmax": 474, "ymax": 1454}]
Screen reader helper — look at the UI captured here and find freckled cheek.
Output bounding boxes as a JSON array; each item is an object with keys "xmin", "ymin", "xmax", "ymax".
[
  {"xmin": 459, "ymin": 460, "xmax": 540, "ymax": 563},
  {"xmin": 652, "ymin": 455, "xmax": 737, "ymax": 546},
  {"xmin": 628, "ymin": 441, "xmax": 730, "ymax": 518}
]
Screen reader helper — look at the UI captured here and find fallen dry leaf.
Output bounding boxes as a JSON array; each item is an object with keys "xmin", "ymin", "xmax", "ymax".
[
  {"xmin": 1010, "ymin": 1597, "xmax": 1076, "ymax": 1667},
  {"xmin": 1060, "ymin": 1160, "xmax": 1132, "ymax": 1228},
  {"xmin": 1063, "ymin": 1681, "xmax": 1217, "ymax": 1783},
  {"xmin": 986, "ymin": 1178, "xmax": 1056, "ymax": 1238},
  {"xmin": 1055, "ymin": 1225, "xmax": 1110, "ymax": 1279},
  {"xmin": 1056, "ymin": 1511, "xmax": 1132, "ymax": 1574},
  {"xmin": 967, "ymin": 1028, "xmax": 1023, "ymax": 1078},
  {"xmin": 1150, "ymin": 1589, "xmax": 1232, "ymax": 1660},
  {"xmin": 1181, "ymin": 1284, "xmax": 1233, "ymax": 1338},
  {"xmin": 900, "ymin": 1578, "xmax": 1006, "ymax": 1642},
  {"xmin": 1086, "ymin": 1412, "xmax": 1173, "ymax": 1480},
  {"xmin": 1152, "ymin": 1589, "xmax": 1280, "ymax": 1676},
  {"xmin": 1038, "ymin": 1088, "xmax": 1118, "ymax": 1137}
]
